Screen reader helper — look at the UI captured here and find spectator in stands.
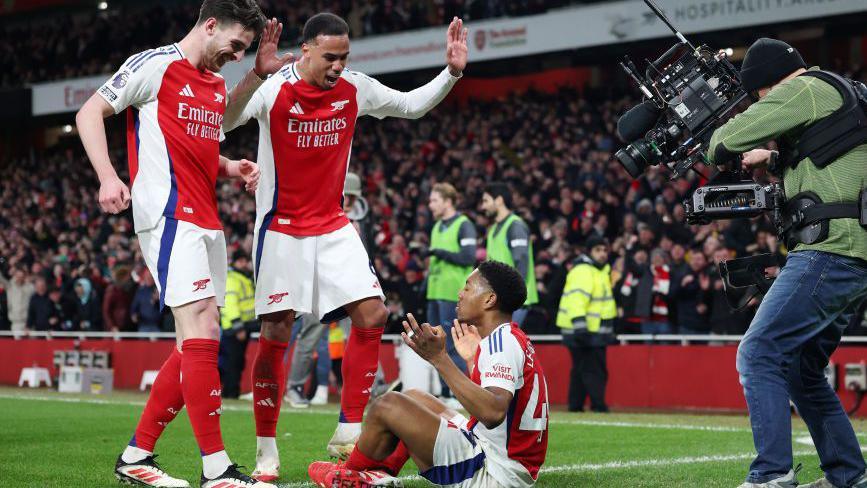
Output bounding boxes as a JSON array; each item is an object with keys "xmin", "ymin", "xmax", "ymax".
[
  {"xmin": 72, "ymin": 278, "xmax": 101, "ymax": 331},
  {"xmin": 27, "ymin": 277, "xmax": 58, "ymax": 331},
  {"xmin": 130, "ymin": 269, "xmax": 161, "ymax": 333},
  {"xmin": 102, "ymin": 264, "xmax": 134, "ymax": 332},
  {"xmin": 0, "ymin": 266, "xmax": 34, "ymax": 332},
  {"xmin": 671, "ymin": 250, "xmax": 711, "ymax": 335}
]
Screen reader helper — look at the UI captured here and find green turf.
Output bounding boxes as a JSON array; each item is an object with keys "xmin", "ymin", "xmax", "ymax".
[{"xmin": 1, "ymin": 387, "xmax": 865, "ymax": 487}]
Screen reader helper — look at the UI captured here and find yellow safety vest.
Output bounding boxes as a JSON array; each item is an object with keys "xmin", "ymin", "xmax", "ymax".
[
  {"xmin": 221, "ymin": 269, "xmax": 255, "ymax": 330},
  {"xmin": 556, "ymin": 259, "xmax": 616, "ymax": 334}
]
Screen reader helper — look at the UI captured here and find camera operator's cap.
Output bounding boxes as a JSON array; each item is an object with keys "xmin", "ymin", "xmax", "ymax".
[
  {"xmin": 740, "ymin": 38, "xmax": 806, "ymax": 93},
  {"xmin": 344, "ymin": 172, "xmax": 362, "ymax": 197}
]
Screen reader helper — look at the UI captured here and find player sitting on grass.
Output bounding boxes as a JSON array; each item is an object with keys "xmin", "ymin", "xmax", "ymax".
[{"xmin": 308, "ymin": 260, "xmax": 549, "ymax": 487}]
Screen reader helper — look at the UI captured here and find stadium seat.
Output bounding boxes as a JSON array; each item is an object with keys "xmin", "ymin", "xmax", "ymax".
[
  {"xmin": 139, "ymin": 370, "xmax": 159, "ymax": 391},
  {"xmin": 18, "ymin": 367, "xmax": 51, "ymax": 388}
]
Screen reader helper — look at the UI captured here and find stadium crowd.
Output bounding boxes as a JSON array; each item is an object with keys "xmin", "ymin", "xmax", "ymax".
[
  {"xmin": 4, "ymin": 83, "xmax": 865, "ymax": 337},
  {"xmin": 0, "ymin": 0, "xmax": 591, "ymax": 88}
]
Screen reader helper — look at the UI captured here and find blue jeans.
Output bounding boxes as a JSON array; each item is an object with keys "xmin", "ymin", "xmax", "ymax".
[
  {"xmin": 640, "ymin": 320, "xmax": 671, "ymax": 335},
  {"xmin": 427, "ymin": 300, "xmax": 466, "ymax": 397},
  {"xmin": 737, "ymin": 251, "xmax": 867, "ymax": 486}
]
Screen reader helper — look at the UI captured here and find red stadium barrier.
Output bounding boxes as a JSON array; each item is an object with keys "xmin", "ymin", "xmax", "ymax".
[{"xmin": 3, "ymin": 338, "xmax": 865, "ymax": 416}]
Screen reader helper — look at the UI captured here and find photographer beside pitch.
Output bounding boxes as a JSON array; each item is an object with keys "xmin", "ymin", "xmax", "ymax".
[{"xmin": 707, "ymin": 38, "xmax": 867, "ymax": 488}]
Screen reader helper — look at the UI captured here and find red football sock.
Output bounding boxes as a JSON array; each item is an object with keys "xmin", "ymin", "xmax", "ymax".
[
  {"xmin": 252, "ymin": 336, "xmax": 288, "ymax": 437},
  {"xmin": 131, "ymin": 348, "xmax": 184, "ymax": 452},
  {"xmin": 345, "ymin": 441, "xmax": 409, "ymax": 476},
  {"xmin": 340, "ymin": 325, "xmax": 384, "ymax": 423},
  {"xmin": 180, "ymin": 339, "xmax": 224, "ymax": 455}
]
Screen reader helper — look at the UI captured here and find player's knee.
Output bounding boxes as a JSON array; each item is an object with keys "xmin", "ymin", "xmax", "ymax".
[
  {"xmin": 369, "ymin": 391, "xmax": 403, "ymax": 420},
  {"xmin": 260, "ymin": 310, "xmax": 294, "ymax": 342},
  {"xmin": 360, "ymin": 304, "xmax": 388, "ymax": 328}
]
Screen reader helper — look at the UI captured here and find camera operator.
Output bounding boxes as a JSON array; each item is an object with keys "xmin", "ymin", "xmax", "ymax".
[{"xmin": 707, "ymin": 38, "xmax": 867, "ymax": 488}]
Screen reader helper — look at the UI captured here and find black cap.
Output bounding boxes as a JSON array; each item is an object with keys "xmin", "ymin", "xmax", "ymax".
[
  {"xmin": 740, "ymin": 38, "xmax": 806, "ymax": 93},
  {"xmin": 585, "ymin": 234, "xmax": 609, "ymax": 251}
]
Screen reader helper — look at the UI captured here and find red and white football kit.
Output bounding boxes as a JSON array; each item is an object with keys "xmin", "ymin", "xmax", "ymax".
[
  {"xmin": 224, "ymin": 62, "xmax": 459, "ymax": 318},
  {"xmin": 421, "ymin": 323, "xmax": 549, "ymax": 487},
  {"xmin": 98, "ymin": 43, "xmax": 228, "ymax": 309}
]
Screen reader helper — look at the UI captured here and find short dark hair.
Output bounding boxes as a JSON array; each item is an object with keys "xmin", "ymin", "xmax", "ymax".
[
  {"xmin": 197, "ymin": 0, "xmax": 267, "ymax": 37},
  {"xmin": 303, "ymin": 13, "xmax": 349, "ymax": 43},
  {"xmin": 484, "ymin": 182, "xmax": 512, "ymax": 209},
  {"xmin": 477, "ymin": 260, "xmax": 526, "ymax": 315}
]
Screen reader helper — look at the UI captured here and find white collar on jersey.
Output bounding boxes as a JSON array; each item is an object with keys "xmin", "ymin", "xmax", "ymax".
[{"xmin": 173, "ymin": 43, "xmax": 186, "ymax": 59}]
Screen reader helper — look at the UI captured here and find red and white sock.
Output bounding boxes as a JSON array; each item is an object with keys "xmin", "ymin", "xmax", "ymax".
[
  {"xmin": 339, "ymin": 325, "xmax": 384, "ymax": 423},
  {"xmin": 345, "ymin": 441, "xmax": 410, "ymax": 476},
  {"xmin": 123, "ymin": 348, "xmax": 184, "ymax": 462},
  {"xmin": 252, "ymin": 336, "xmax": 288, "ymax": 438},
  {"xmin": 180, "ymin": 339, "xmax": 225, "ymax": 455}
]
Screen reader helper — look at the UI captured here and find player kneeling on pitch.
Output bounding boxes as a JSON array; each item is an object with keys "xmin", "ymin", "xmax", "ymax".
[{"xmin": 308, "ymin": 261, "xmax": 550, "ymax": 487}]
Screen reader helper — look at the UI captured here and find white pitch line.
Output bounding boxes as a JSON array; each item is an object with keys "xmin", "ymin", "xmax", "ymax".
[
  {"xmin": 551, "ymin": 418, "xmax": 753, "ymax": 433},
  {"xmin": 281, "ymin": 449, "xmax": 867, "ymax": 488}
]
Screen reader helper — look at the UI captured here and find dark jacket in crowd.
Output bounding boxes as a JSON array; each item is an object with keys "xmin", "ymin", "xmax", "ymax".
[
  {"xmin": 27, "ymin": 292, "xmax": 58, "ymax": 331},
  {"xmin": 130, "ymin": 285, "xmax": 161, "ymax": 331},
  {"xmin": 671, "ymin": 267, "xmax": 710, "ymax": 333}
]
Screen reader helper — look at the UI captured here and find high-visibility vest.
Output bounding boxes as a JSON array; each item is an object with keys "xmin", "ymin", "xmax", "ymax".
[
  {"xmin": 221, "ymin": 269, "xmax": 255, "ymax": 330},
  {"xmin": 427, "ymin": 214, "xmax": 474, "ymax": 301},
  {"xmin": 556, "ymin": 258, "xmax": 616, "ymax": 334},
  {"xmin": 485, "ymin": 213, "xmax": 538, "ymax": 305}
]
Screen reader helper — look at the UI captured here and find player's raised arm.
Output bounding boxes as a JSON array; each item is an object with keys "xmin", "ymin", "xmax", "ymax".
[
  {"xmin": 356, "ymin": 17, "xmax": 468, "ymax": 120},
  {"xmin": 225, "ymin": 17, "xmax": 294, "ymax": 131}
]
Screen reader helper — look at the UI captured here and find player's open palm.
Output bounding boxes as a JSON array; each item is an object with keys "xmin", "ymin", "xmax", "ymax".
[
  {"xmin": 255, "ymin": 18, "xmax": 294, "ymax": 77},
  {"xmin": 99, "ymin": 176, "xmax": 130, "ymax": 214},
  {"xmin": 445, "ymin": 17, "xmax": 468, "ymax": 76},
  {"xmin": 238, "ymin": 159, "xmax": 260, "ymax": 193},
  {"xmin": 452, "ymin": 319, "xmax": 481, "ymax": 363}
]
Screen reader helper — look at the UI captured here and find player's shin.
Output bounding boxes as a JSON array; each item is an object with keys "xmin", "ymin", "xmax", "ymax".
[
  {"xmin": 124, "ymin": 348, "xmax": 184, "ymax": 462},
  {"xmin": 339, "ymin": 324, "xmax": 385, "ymax": 423},
  {"xmin": 180, "ymin": 338, "xmax": 229, "ymax": 477}
]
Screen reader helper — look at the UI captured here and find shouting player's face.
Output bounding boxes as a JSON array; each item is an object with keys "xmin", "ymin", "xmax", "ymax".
[
  {"xmin": 456, "ymin": 270, "xmax": 492, "ymax": 323},
  {"xmin": 203, "ymin": 19, "xmax": 255, "ymax": 72},
  {"xmin": 302, "ymin": 34, "xmax": 350, "ymax": 90}
]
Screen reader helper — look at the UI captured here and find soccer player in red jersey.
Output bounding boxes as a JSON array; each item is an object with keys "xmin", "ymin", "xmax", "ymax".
[
  {"xmin": 223, "ymin": 12, "xmax": 468, "ymax": 481},
  {"xmin": 76, "ymin": 1, "xmax": 292, "ymax": 486},
  {"xmin": 308, "ymin": 261, "xmax": 550, "ymax": 488}
]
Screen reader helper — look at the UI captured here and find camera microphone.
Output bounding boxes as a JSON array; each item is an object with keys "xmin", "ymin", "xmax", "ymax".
[{"xmin": 617, "ymin": 101, "xmax": 662, "ymax": 142}]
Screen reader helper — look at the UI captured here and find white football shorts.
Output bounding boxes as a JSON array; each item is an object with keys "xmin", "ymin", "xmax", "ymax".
[
  {"xmin": 253, "ymin": 223, "xmax": 384, "ymax": 319},
  {"xmin": 138, "ymin": 217, "xmax": 227, "ymax": 309}
]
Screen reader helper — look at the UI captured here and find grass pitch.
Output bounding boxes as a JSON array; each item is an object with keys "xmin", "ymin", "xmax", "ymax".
[{"xmin": 2, "ymin": 387, "xmax": 865, "ymax": 487}]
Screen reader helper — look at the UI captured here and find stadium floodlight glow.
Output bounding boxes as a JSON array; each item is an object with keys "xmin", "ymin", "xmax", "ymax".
[
  {"xmin": 62, "ymin": 124, "xmax": 73, "ymax": 133},
  {"xmin": 98, "ymin": 1, "xmax": 108, "ymax": 10}
]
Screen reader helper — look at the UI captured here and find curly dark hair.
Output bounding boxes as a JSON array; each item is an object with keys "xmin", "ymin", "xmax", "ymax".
[
  {"xmin": 483, "ymin": 182, "xmax": 512, "ymax": 209},
  {"xmin": 476, "ymin": 260, "xmax": 526, "ymax": 315},
  {"xmin": 197, "ymin": 0, "xmax": 267, "ymax": 37}
]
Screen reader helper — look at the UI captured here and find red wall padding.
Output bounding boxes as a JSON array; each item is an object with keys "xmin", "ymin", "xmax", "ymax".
[{"xmin": 3, "ymin": 339, "xmax": 865, "ymax": 416}]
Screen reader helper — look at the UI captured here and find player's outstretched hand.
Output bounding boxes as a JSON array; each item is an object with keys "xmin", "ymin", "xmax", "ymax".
[
  {"xmin": 451, "ymin": 319, "xmax": 481, "ymax": 363},
  {"xmin": 402, "ymin": 313, "xmax": 448, "ymax": 363},
  {"xmin": 446, "ymin": 16, "xmax": 468, "ymax": 77},
  {"xmin": 238, "ymin": 159, "xmax": 260, "ymax": 193},
  {"xmin": 255, "ymin": 17, "xmax": 295, "ymax": 78},
  {"xmin": 99, "ymin": 176, "xmax": 130, "ymax": 214}
]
